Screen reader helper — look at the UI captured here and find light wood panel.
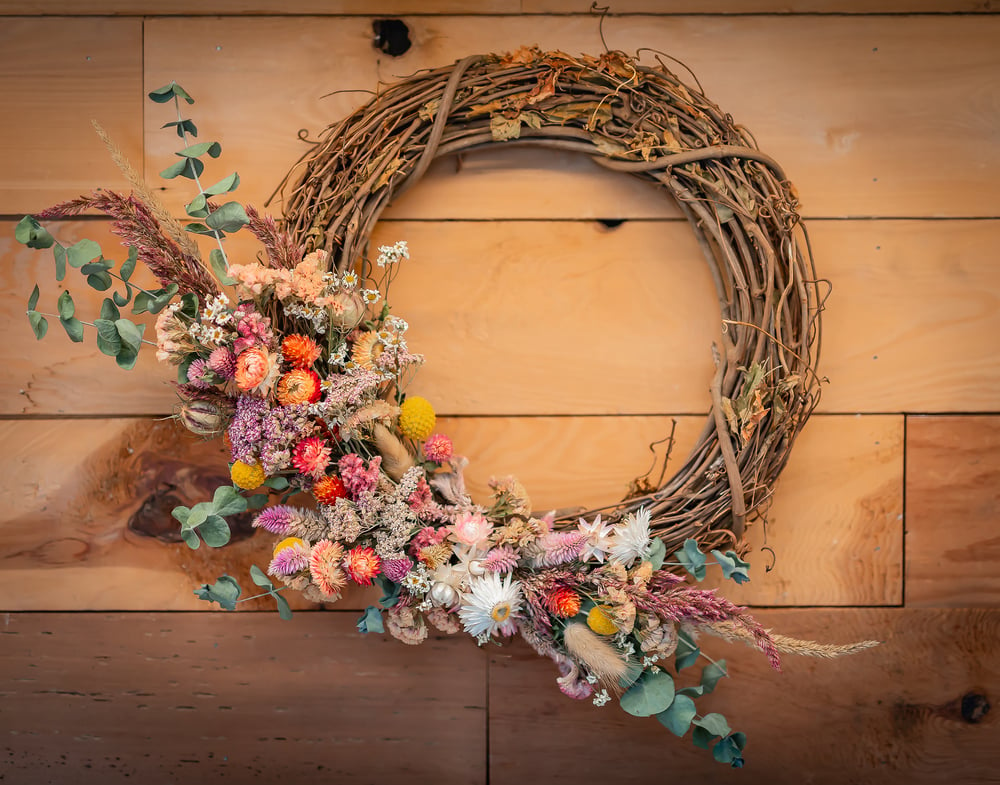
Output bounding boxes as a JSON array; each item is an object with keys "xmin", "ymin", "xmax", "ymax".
[
  {"xmin": 527, "ymin": 0, "xmax": 996, "ymax": 9},
  {"xmin": 141, "ymin": 15, "xmax": 1000, "ymax": 219},
  {"xmin": 5, "ymin": 219, "xmax": 998, "ymax": 416},
  {"xmin": 490, "ymin": 608, "xmax": 998, "ymax": 784},
  {"xmin": 0, "ymin": 18, "xmax": 142, "ymax": 215},
  {"xmin": 0, "ymin": 612, "xmax": 487, "ymax": 784},
  {"xmin": 906, "ymin": 416, "xmax": 1000, "ymax": 607},
  {"xmin": 0, "ymin": 414, "xmax": 900, "ymax": 610}
]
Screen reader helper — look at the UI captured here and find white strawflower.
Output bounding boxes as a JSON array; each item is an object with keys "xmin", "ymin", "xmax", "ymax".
[
  {"xmin": 458, "ymin": 572, "xmax": 523, "ymax": 639},
  {"xmin": 578, "ymin": 514, "xmax": 614, "ymax": 563},
  {"xmin": 609, "ymin": 507, "xmax": 652, "ymax": 566}
]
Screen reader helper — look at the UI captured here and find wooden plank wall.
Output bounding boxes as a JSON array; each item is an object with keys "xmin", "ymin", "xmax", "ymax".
[{"xmin": 1, "ymin": 3, "xmax": 997, "ymax": 783}]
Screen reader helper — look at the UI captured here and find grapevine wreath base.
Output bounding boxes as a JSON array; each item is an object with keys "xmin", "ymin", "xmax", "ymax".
[{"xmin": 19, "ymin": 48, "xmax": 877, "ymax": 766}]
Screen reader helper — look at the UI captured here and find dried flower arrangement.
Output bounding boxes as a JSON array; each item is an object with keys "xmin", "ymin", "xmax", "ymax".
[{"xmin": 17, "ymin": 49, "xmax": 876, "ymax": 767}]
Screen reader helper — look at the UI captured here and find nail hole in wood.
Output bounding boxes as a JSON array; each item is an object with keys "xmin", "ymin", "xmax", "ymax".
[{"xmin": 372, "ymin": 19, "xmax": 411, "ymax": 58}]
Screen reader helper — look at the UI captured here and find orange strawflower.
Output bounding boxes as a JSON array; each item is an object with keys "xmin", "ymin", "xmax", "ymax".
[
  {"xmin": 282, "ymin": 334, "xmax": 322, "ymax": 369},
  {"xmin": 276, "ymin": 368, "xmax": 322, "ymax": 405},
  {"xmin": 343, "ymin": 545, "xmax": 381, "ymax": 586},
  {"xmin": 545, "ymin": 586, "xmax": 582, "ymax": 618},
  {"xmin": 234, "ymin": 346, "xmax": 278, "ymax": 393},
  {"xmin": 313, "ymin": 475, "xmax": 348, "ymax": 505}
]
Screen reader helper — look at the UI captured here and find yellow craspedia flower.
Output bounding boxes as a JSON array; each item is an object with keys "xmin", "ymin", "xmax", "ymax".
[
  {"xmin": 587, "ymin": 605, "xmax": 619, "ymax": 636},
  {"xmin": 273, "ymin": 537, "xmax": 305, "ymax": 557},
  {"xmin": 230, "ymin": 460, "xmax": 266, "ymax": 490},
  {"xmin": 398, "ymin": 396, "xmax": 436, "ymax": 441}
]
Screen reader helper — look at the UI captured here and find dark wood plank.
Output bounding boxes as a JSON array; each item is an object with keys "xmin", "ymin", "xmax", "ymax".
[
  {"xmin": 0, "ymin": 612, "xmax": 487, "ymax": 784},
  {"xmin": 907, "ymin": 415, "xmax": 1000, "ymax": 606},
  {"xmin": 489, "ymin": 608, "xmax": 999, "ymax": 785}
]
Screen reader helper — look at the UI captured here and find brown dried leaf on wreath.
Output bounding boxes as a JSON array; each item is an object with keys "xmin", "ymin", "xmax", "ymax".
[
  {"xmin": 490, "ymin": 114, "xmax": 522, "ymax": 141},
  {"xmin": 545, "ymin": 101, "xmax": 613, "ymax": 127},
  {"xmin": 418, "ymin": 98, "xmax": 440, "ymax": 122}
]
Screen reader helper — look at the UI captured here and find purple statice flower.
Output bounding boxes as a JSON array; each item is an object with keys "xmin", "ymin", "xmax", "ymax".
[
  {"xmin": 483, "ymin": 545, "xmax": 519, "ymax": 574},
  {"xmin": 227, "ymin": 394, "xmax": 268, "ymax": 464},
  {"xmin": 252, "ymin": 505, "xmax": 298, "ymax": 535},
  {"xmin": 338, "ymin": 453, "xmax": 381, "ymax": 498},
  {"xmin": 186, "ymin": 358, "xmax": 213, "ymax": 388},
  {"xmin": 268, "ymin": 542, "xmax": 310, "ymax": 577},
  {"xmin": 207, "ymin": 346, "xmax": 237, "ymax": 380},
  {"xmin": 381, "ymin": 557, "xmax": 413, "ymax": 582},
  {"xmin": 258, "ymin": 403, "xmax": 315, "ymax": 475}
]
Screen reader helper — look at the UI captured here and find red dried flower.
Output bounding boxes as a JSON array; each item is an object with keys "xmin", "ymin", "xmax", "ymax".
[
  {"xmin": 343, "ymin": 546, "xmax": 381, "ymax": 586},
  {"xmin": 545, "ymin": 586, "xmax": 582, "ymax": 618},
  {"xmin": 313, "ymin": 475, "xmax": 348, "ymax": 505}
]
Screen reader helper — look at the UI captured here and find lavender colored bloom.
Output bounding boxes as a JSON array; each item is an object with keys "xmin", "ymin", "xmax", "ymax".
[
  {"xmin": 208, "ymin": 346, "xmax": 237, "ymax": 379},
  {"xmin": 253, "ymin": 505, "xmax": 297, "ymax": 535},
  {"xmin": 227, "ymin": 395, "xmax": 268, "ymax": 464},
  {"xmin": 258, "ymin": 403, "xmax": 315, "ymax": 474},
  {"xmin": 381, "ymin": 557, "xmax": 413, "ymax": 583},
  {"xmin": 186, "ymin": 358, "xmax": 213, "ymax": 388},
  {"xmin": 268, "ymin": 542, "xmax": 310, "ymax": 577}
]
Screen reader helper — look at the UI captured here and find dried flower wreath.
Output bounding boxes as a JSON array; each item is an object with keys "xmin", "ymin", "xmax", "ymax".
[{"xmin": 17, "ymin": 47, "xmax": 874, "ymax": 768}]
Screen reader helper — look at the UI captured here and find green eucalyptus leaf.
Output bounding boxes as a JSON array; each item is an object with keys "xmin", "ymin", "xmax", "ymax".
[
  {"xmin": 186, "ymin": 506, "xmax": 209, "ymax": 530},
  {"xmin": 15, "ymin": 215, "xmax": 55, "ymax": 249},
  {"xmin": 712, "ymin": 733, "xmax": 746, "ymax": 767},
  {"xmin": 648, "ymin": 538, "xmax": 666, "ymax": 570},
  {"xmin": 212, "ymin": 485, "xmax": 248, "ymax": 517},
  {"xmin": 132, "ymin": 291, "xmax": 153, "ymax": 315},
  {"xmin": 700, "ymin": 659, "xmax": 728, "ymax": 695},
  {"xmin": 184, "ymin": 222, "xmax": 218, "ymax": 237},
  {"xmin": 186, "ymin": 194, "xmax": 209, "ymax": 218},
  {"xmin": 80, "ymin": 260, "xmax": 112, "ymax": 274},
  {"xmin": 206, "ymin": 202, "xmax": 249, "ymax": 233},
  {"xmin": 86, "ymin": 271, "xmax": 113, "ymax": 291},
  {"xmin": 272, "ymin": 591, "xmax": 293, "ymax": 621},
  {"xmin": 172, "ymin": 506, "xmax": 192, "ymax": 527},
  {"xmin": 675, "ymin": 631, "xmax": 700, "ymax": 672},
  {"xmin": 375, "ymin": 576, "xmax": 402, "ymax": 609},
  {"xmin": 60, "ymin": 316, "xmax": 84, "ymax": 343},
  {"xmin": 120, "ymin": 247, "xmax": 138, "ymax": 281},
  {"xmin": 57, "ymin": 290, "xmax": 75, "ymax": 319},
  {"xmin": 712, "ymin": 550, "xmax": 751, "ymax": 585},
  {"xmin": 148, "ymin": 82, "xmax": 194, "ymax": 104},
  {"xmin": 204, "ymin": 172, "xmax": 240, "ymax": 195},
  {"xmin": 180, "ymin": 528, "xmax": 200, "ymax": 550},
  {"xmin": 691, "ymin": 725, "xmax": 716, "ymax": 750},
  {"xmin": 113, "ymin": 286, "xmax": 132, "ymax": 307},
  {"xmin": 100, "ymin": 298, "xmax": 120, "ymax": 322},
  {"xmin": 249, "ymin": 564, "xmax": 274, "ymax": 589},
  {"xmin": 115, "ymin": 342, "xmax": 140, "ymax": 370},
  {"xmin": 27, "ymin": 284, "xmax": 40, "ymax": 312},
  {"xmin": 161, "ymin": 119, "xmax": 198, "ymax": 137},
  {"xmin": 27, "ymin": 311, "xmax": 48, "ymax": 340},
  {"xmin": 198, "ymin": 515, "xmax": 231, "ymax": 548},
  {"xmin": 356, "ymin": 606, "xmax": 384, "ymax": 634},
  {"xmin": 619, "ymin": 670, "xmax": 675, "ymax": 718},
  {"xmin": 693, "ymin": 713, "xmax": 731, "ymax": 739},
  {"xmin": 148, "ymin": 284, "xmax": 179, "ymax": 315},
  {"xmin": 262, "ymin": 476, "xmax": 290, "ymax": 491},
  {"xmin": 657, "ymin": 694, "xmax": 697, "ymax": 737},
  {"xmin": 674, "ymin": 539, "xmax": 707, "ymax": 580},
  {"xmin": 53, "ymin": 244, "xmax": 67, "ymax": 281},
  {"xmin": 193, "ymin": 575, "xmax": 242, "ymax": 611},
  {"xmin": 115, "ymin": 319, "xmax": 144, "ymax": 352},
  {"xmin": 677, "ymin": 685, "xmax": 704, "ymax": 698},
  {"xmin": 179, "ymin": 141, "xmax": 221, "ymax": 159},
  {"xmin": 179, "ymin": 292, "xmax": 199, "ymax": 318},
  {"xmin": 93, "ymin": 318, "xmax": 121, "ymax": 357},
  {"xmin": 66, "ymin": 239, "xmax": 101, "ymax": 268},
  {"xmin": 246, "ymin": 493, "xmax": 268, "ymax": 510},
  {"xmin": 208, "ymin": 248, "xmax": 237, "ymax": 285},
  {"xmin": 160, "ymin": 157, "xmax": 204, "ymax": 180}
]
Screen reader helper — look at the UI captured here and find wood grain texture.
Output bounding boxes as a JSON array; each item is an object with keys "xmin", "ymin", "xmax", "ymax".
[
  {"xmin": 141, "ymin": 15, "xmax": 1000, "ymax": 219},
  {"xmin": 0, "ymin": 18, "xmax": 142, "ymax": 215},
  {"xmin": 527, "ymin": 0, "xmax": 998, "ymax": 10},
  {"xmin": 906, "ymin": 416, "xmax": 1000, "ymax": 606},
  {"xmin": 0, "ymin": 414, "xmax": 900, "ymax": 610},
  {"xmin": 5, "ymin": 219, "xmax": 998, "ymax": 416},
  {"xmin": 489, "ymin": 608, "xmax": 998, "ymax": 784},
  {"xmin": 0, "ymin": 612, "xmax": 487, "ymax": 784}
]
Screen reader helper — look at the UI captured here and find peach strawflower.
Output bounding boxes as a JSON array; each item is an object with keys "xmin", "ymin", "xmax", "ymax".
[
  {"xmin": 423, "ymin": 434, "xmax": 453, "ymax": 464},
  {"xmin": 292, "ymin": 436, "xmax": 332, "ymax": 479},
  {"xmin": 343, "ymin": 546, "xmax": 381, "ymax": 586},
  {"xmin": 276, "ymin": 369, "xmax": 322, "ymax": 406},
  {"xmin": 234, "ymin": 346, "xmax": 279, "ymax": 393},
  {"xmin": 309, "ymin": 540, "xmax": 347, "ymax": 598},
  {"xmin": 281, "ymin": 334, "xmax": 322, "ymax": 369}
]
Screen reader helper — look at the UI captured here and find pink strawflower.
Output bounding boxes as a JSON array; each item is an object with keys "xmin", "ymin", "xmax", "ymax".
[
  {"xmin": 268, "ymin": 542, "xmax": 310, "ymax": 576},
  {"xmin": 408, "ymin": 526, "xmax": 448, "ymax": 558},
  {"xmin": 381, "ymin": 557, "xmax": 414, "ymax": 583},
  {"xmin": 186, "ymin": 358, "xmax": 212, "ymax": 388},
  {"xmin": 292, "ymin": 436, "xmax": 332, "ymax": 479},
  {"xmin": 422, "ymin": 434, "xmax": 453, "ymax": 464},
  {"xmin": 449, "ymin": 511, "xmax": 494, "ymax": 546},
  {"xmin": 343, "ymin": 546, "xmax": 381, "ymax": 586},
  {"xmin": 483, "ymin": 545, "xmax": 519, "ymax": 574},
  {"xmin": 338, "ymin": 453, "xmax": 382, "ymax": 497},
  {"xmin": 208, "ymin": 346, "xmax": 237, "ymax": 380}
]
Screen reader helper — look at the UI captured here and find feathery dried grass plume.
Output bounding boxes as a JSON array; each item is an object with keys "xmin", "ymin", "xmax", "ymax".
[
  {"xmin": 91, "ymin": 120, "xmax": 203, "ymax": 263},
  {"xmin": 246, "ymin": 204, "xmax": 301, "ymax": 269},
  {"xmin": 704, "ymin": 621, "xmax": 881, "ymax": 659},
  {"xmin": 563, "ymin": 622, "xmax": 629, "ymax": 691},
  {"xmin": 370, "ymin": 422, "xmax": 415, "ymax": 481}
]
